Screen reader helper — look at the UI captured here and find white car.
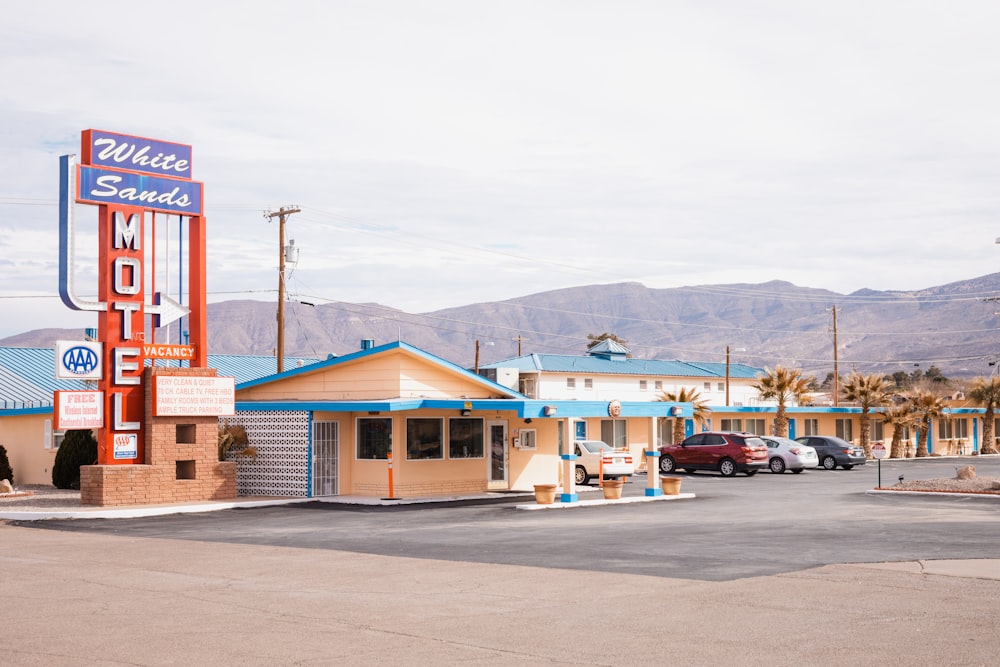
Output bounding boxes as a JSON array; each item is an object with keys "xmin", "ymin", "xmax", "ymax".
[
  {"xmin": 761, "ymin": 436, "xmax": 818, "ymax": 474},
  {"xmin": 574, "ymin": 440, "xmax": 635, "ymax": 485}
]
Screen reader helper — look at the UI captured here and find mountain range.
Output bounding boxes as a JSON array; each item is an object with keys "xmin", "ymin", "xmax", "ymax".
[{"xmin": 5, "ymin": 274, "xmax": 1000, "ymax": 381}]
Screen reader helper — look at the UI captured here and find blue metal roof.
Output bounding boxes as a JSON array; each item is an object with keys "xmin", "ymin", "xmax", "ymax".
[
  {"xmin": 0, "ymin": 346, "xmax": 322, "ymax": 411},
  {"xmin": 480, "ymin": 354, "xmax": 762, "ymax": 379}
]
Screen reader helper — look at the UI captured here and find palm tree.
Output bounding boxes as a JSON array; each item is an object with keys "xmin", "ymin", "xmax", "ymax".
[
  {"xmin": 968, "ymin": 376, "xmax": 1000, "ymax": 455},
  {"xmin": 880, "ymin": 403, "xmax": 915, "ymax": 459},
  {"xmin": 907, "ymin": 388, "xmax": 946, "ymax": 457},
  {"xmin": 657, "ymin": 387, "xmax": 712, "ymax": 444},
  {"xmin": 752, "ymin": 366, "xmax": 811, "ymax": 437},
  {"xmin": 840, "ymin": 371, "xmax": 890, "ymax": 458}
]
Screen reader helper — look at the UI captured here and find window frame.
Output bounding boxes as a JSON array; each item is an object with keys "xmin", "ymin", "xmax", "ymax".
[
  {"xmin": 405, "ymin": 417, "xmax": 444, "ymax": 461},
  {"xmin": 448, "ymin": 417, "xmax": 485, "ymax": 459},
  {"xmin": 356, "ymin": 417, "xmax": 392, "ymax": 460}
]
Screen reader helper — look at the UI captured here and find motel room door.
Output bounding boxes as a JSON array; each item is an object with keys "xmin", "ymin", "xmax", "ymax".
[
  {"xmin": 312, "ymin": 420, "xmax": 339, "ymax": 496},
  {"xmin": 487, "ymin": 420, "xmax": 508, "ymax": 490}
]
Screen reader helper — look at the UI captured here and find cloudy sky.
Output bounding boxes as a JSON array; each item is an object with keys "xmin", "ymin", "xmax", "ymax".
[{"xmin": 2, "ymin": 1, "xmax": 1000, "ymax": 340}]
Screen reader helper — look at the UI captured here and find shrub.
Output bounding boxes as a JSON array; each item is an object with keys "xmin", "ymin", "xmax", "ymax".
[
  {"xmin": 0, "ymin": 444, "xmax": 13, "ymax": 485},
  {"xmin": 52, "ymin": 430, "xmax": 97, "ymax": 489}
]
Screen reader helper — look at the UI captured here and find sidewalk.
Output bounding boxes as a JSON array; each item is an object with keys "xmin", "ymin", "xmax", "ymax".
[{"xmin": 0, "ymin": 480, "xmax": 694, "ymax": 521}]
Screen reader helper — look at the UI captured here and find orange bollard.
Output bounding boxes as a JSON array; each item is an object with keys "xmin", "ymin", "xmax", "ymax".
[{"xmin": 387, "ymin": 450, "xmax": 395, "ymax": 499}]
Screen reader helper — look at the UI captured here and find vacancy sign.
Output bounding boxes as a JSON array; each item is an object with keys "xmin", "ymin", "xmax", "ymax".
[
  {"xmin": 153, "ymin": 375, "xmax": 235, "ymax": 416},
  {"xmin": 54, "ymin": 391, "xmax": 105, "ymax": 429}
]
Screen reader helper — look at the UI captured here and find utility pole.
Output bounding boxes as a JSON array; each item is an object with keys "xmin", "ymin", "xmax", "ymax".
[
  {"xmin": 832, "ymin": 305, "xmax": 839, "ymax": 407},
  {"xmin": 266, "ymin": 206, "xmax": 300, "ymax": 374},
  {"xmin": 725, "ymin": 345, "xmax": 731, "ymax": 406}
]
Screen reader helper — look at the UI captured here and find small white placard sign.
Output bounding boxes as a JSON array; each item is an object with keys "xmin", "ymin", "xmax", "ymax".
[
  {"xmin": 154, "ymin": 376, "xmax": 236, "ymax": 416},
  {"xmin": 54, "ymin": 390, "xmax": 104, "ymax": 429}
]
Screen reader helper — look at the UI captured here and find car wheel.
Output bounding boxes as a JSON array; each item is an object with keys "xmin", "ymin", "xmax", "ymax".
[
  {"xmin": 822, "ymin": 456, "xmax": 837, "ymax": 470},
  {"xmin": 575, "ymin": 465, "xmax": 589, "ymax": 486},
  {"xmin": 791, "ymin": 468, "xmax": 804, "ymax": 474},
  {"xmin": 719, "ymin": 458, "xmax": 737, "ymax": 477},
  {"xmin": 659, "ymin": 455, "xmax": 676, "ymax": 474},
  {"xmin": 842, "ymin": 465, "xmax": 854, "ymax": 470},
  {"xmin": 769, "ymin": 457, "xmax": 786, "ymax": 474}
]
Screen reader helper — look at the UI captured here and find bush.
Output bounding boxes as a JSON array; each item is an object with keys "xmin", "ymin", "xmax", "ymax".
[
  {"xmin": 52, "ymin": 430, "xmax": 97, "ymax": 489},
  {"xmin": 0, "ymin": 444, "xmax": 13, "ymax": 484}
]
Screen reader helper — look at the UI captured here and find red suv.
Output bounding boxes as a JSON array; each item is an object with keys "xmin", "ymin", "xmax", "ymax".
[{"xmin": 658, "ymin": 431, "xmax": 769, "ymax": 477}]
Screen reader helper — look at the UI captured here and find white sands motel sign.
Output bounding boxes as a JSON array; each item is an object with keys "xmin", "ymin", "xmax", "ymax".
[{"xmin": 58, "ymin": 130, "xmax": 210, "ymax": 465}]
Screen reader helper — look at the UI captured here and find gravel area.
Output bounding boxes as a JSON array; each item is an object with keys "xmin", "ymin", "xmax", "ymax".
[
  {"xmin": 884, "ymin": 477, "xmax": 1000, "ymax": 493},
  {"xmin": 0, "ymin": 485, "xmax": 81, "ymax": 509}
]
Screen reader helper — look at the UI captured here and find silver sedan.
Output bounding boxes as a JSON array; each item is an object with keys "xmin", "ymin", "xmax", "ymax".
[{"xmin": 761, "ymin": 436, "xmax": 819, "ymax": 474}]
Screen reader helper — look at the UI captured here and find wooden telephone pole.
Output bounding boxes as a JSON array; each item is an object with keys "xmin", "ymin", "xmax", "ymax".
[{"xmin": 266, "ymin": 206, "xmax": 300, "ymax": 373}]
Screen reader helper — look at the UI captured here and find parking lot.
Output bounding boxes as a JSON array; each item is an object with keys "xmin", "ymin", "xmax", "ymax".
[
  {"xmin": 18, "ymin": 457, "xmax": 1000, "ymax": 580},
  {"xmin": 4, "ymin": 456, "xmax": 1000, "ymax": 665}
]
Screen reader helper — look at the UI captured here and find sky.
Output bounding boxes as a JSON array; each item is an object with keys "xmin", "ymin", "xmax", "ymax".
[{"xmin": 3, "ymin": 0, "xmax": 1000, "ymax": 340}]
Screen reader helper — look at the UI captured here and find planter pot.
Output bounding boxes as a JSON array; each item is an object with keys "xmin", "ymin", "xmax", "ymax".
[
  {"xmin": 660, "ymin": 476, "xmax": 683, "ymax": 495},
  {"xmin": 602, "ymin": 479, "xmax": 624, "ymax": 500},
  {"xmin": 533, "ymin": 484, "xmax": 557, "ymax": 504}
]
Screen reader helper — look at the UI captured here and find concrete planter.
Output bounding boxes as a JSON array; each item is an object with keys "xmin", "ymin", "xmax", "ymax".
[
  {"xmin": 660, "ymin": 476, "xmax": 683, "ymax": 495},
  {"xmin": 602, "ymin": 479, "xmax": 624, "ymax": 499},
  {"xmin": 533, "ymin": 484, "xmax": 557, "ymax": 504}
]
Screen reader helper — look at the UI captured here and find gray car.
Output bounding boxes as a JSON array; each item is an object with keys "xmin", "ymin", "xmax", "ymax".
[{"xmin": 794, "ymin": 435, "xmax": 867, "ymax": 470}]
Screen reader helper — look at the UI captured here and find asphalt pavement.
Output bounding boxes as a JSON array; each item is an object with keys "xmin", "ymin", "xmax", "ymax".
[{"xmin": 3, "ymin": 456, "xmax": 1000, "ymax": 665}]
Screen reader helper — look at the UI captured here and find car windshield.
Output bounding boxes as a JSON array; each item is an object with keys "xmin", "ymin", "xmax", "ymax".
[
  {"xmin": 745, "ymin": 438, "xmax": 766, "ymax": 448},
  {"xmin": 579, "ymin": 441, "xmax": 612, "ymax": 454}
]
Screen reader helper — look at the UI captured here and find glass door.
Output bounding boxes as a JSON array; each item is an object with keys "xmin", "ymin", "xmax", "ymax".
[{"xmin": 488, "ymin": 420, "xmax": 508, "ymax": 489}]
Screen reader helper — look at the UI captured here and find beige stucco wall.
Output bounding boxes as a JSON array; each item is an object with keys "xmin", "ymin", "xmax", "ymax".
[
  {"xmin": 1, "ymin": 413, "xmax": 60, "ymax": 486},
  {"xmin": 239, "ymin": 349, "xmax": 508, "ymax": 401}
]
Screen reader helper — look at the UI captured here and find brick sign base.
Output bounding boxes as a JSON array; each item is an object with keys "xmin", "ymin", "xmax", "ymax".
[{"xmin": 81, "ymin": 367, "xmax": 236, "ymax": 507}]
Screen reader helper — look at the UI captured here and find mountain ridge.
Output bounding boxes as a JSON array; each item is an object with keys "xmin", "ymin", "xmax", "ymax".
[{"xmin": 5, "ymin": 275, "xmax": 1000, "ymax": 380}]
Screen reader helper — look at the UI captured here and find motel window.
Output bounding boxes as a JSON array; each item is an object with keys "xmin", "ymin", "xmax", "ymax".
[
  {"xmin": 836, "ymin": 419, "xmax": 854, "ymax": 442},
  {"xmin": 519, "ymin": 377, "xmax": 537, "ymax": 399},
  {"xmin": 744, "ymin": 419, "xmax": 766, "ymax": 435},
  {"xmin": 639, "ymin": 380, "xmax": 648, "ymax": 391},
  {"xmin": 938, "ymin": 418, "xmax": 969, "ymax": 440},
  {"xmin": 449, "ymin": 418, "xmax": 484, "ymax": 459},
  {"xmin": 717, "ymin": 382, "xmax": 725, "ymax": 392},
  {"xmin": 656, "ymin": 418, "xmax": 671, "ymax": 446},
  {"xmin": 655, "ymin": 381, "xmax": 662, "ymax": 391},
  {"xmin": 600, "ymin": 419, "xmax": 628, "ymax": 449},
  {"xmin": 704, "ymin": 382, "xmax": 711, "ymax": 391},
  {"xmin": 721, "ymin": 419, "xmax": 742, "ymax": 432},
  {"xmin": 518, "ymin": 429, "xmax": 537, "ymax": 450},
  {"xmin": 406, "ymin": 418, "xmax": 443, "ymax": 460},
  {"xmin": 584, "ymin": 378, "xmax": 593, "ymax": 390},
  {"xmin": 357, "ymin": 418, "xmax": 392, "ymax": 460},
  {"xmin": 871, "ymin": 420, "xmax": 884, "ymax": 442},
  {"xmin": 804, "ymin": 419, "xmax": 819, "ymax": 436},
  {"xmin": 567, "ymin": 378, "xmax": 576, "ymax": 389}
]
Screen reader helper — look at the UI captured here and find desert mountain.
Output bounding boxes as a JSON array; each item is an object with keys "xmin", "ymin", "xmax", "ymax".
[{"xmin": 6, "ymin": 275, "xmax": 1000, "ymax": 380}]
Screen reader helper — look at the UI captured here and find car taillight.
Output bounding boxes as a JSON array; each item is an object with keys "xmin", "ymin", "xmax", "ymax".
[
  {"xmin": 842, "ymin": 449, "xmax": 851, "ymax": 454},
  {"xmin": 789, "ymin": 447, "xmax": 801, "ymax": 455}
]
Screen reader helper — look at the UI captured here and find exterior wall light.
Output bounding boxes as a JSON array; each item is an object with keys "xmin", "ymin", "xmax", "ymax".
[
  {"xmin": 460, "ymin": 409, "xmax": 472, "ymax": 416},
  {"xmin": 543, "ymin": 405, "xmax": 557, "ymax": 417}
]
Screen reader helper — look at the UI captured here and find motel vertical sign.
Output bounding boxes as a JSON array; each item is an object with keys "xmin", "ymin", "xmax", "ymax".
[{"xmin": 59, "ymin": 130, "xmax": 210, "ymax": 465}]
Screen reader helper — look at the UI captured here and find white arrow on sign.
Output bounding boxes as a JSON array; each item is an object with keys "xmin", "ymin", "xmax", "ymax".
[{"xmin": 149, "ymin": 292, "xmax": 189, "ymax": 329}]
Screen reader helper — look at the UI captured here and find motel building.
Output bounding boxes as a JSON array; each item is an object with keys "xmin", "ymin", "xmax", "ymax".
[{"xmin": 1, "ymin": 339, "xmax": 988, "ymax": 504}]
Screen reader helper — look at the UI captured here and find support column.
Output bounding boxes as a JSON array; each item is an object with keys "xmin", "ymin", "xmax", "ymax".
[
  {"xmin": 646, "ymin": 416, "xmax": 662, "ymax": 496},
  {"xmin": 560, "ymin": 418, "xmax": 578, "ymax": 503}
]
